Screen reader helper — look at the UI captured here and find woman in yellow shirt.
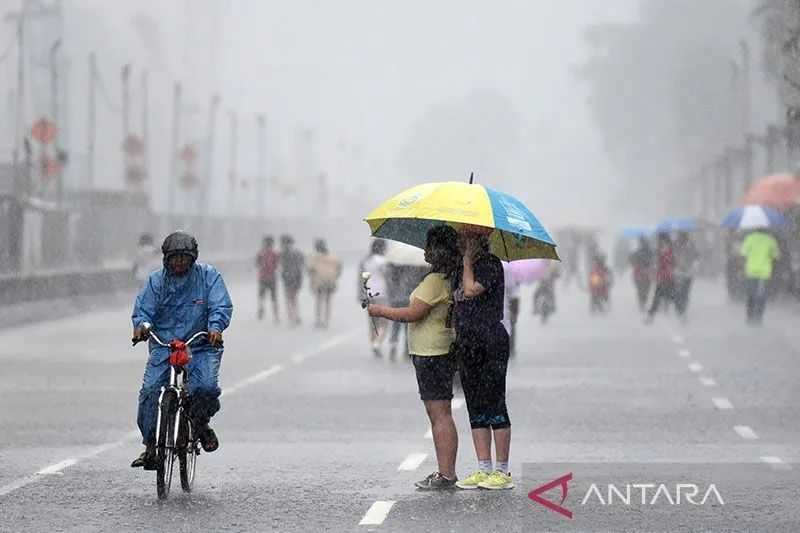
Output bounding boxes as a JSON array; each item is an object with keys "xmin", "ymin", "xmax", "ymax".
[{"xmin": 367, "ymin": 225, "xmax": 461, "ymax": 490}]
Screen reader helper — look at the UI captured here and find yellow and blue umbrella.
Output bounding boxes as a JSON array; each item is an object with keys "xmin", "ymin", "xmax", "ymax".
[{"xmin": 364, "ymin": 181, "xmax": 558, "ymax": 261}]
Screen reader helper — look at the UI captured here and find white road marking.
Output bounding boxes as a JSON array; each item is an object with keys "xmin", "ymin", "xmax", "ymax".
[
  {"xmin": 712, "ymin": 397, "xmax": 734, "ymax": 410},
  {"xmin": 36, "ymin": 459, "xmax": 77, "ymax": 476},
  {"xmin": 359, "ymin": 501, "xmax": 396, "ymax": 526},
  {"xmin": 678, "ymin": 349, "xmax": 691, "ymax": 358},
  {"xmin": 424, "ymin": 428, "xmax": 433, "ymax": 440},
  {"xmin": 760, "ymin": 456, "xmax": 792, "ymax": 470},
  {"xmin": 699, "ymin": 377, "xmax": 717, "ymax": 387},
  {"xmin": 734, "ymin": 425, "xmax": 759, "ymax": 440},
  {"xmin": 397, "ymin": 453, "xmax": 427, "ymax": 471},
  {"xmin": 688, "ymin": 362, "xmax": 703, "ymax": 373},
  {"xmin": 292, "ymin": 331, "xmax": 357, "ymax": 364},
  {"xmin": 0, "ymin": 332, "xmax": 355, "ymax": 498},
  {"xmin": 452, "ymin": 397, "xmax": 465, "ymax": 410},
  {"xmin": 222, "ymin": 364, "xmax": 284, "ymax": 396},
  {"xmin": 672, "ymin": 335, "xmax": 685, "ymax": 345}
]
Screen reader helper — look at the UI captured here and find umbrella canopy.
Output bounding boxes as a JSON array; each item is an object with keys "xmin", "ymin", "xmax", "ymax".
[
  {"xmin": 383, "ymin": 241, "xmax": 427, "ymax": 266},
  {"xmin": 620, "ymin": 227, "xmax": 652, "ymax": 239},
  {"xmin": 741, "ymin": 173, "xmax": 800, "ymax": 210},
  {"xmin": 656, "ymin": 217, "xmax": 696, "ymax": 234},
  {"xmin": 505, "ymin": 259, "xmax": 550, "ymax": 285},
  {"xmin": 721, "ymin": 205, "xmax": 785, "ymax": 230},
  {"xmin": 364, "ymin": 181, "xmax": 558, "ymax": 261}
]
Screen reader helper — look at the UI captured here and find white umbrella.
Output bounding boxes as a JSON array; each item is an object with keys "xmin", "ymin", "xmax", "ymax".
[{"xmin": 384, "ymin": 241, "xmax": 427, "ymax": 266}]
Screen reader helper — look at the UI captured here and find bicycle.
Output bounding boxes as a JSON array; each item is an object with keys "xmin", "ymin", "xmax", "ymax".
[{"xmin": 133, "ymin": 323, "xmax": 209, "ymax": 500}]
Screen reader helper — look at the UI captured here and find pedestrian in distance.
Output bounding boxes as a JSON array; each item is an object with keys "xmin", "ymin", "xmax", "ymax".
[
  {"xmin": 451, "ymin": 227, "xmax": 514, "ymax": 490},
  {"xmin": 130, "ymin": 231, "xmax": 232, "ymax": 469},
  {"xmin": 133, "ymin": 233, "xmax": 160, "ymax": 284},
  {"xmin": 367, "ymin": 226, "xmax": 461, "ymax": 490},
  {"xmin": 280, "ymin": 234, "xmax": 305, "ymax": 326},
  {"xmin": 308, "ymin": 238, "xmax": 342, "ymax": 329},
  {"xmin": 501, "ymin": 262, "xmax": 522, "ymax": 357},
  {"xmin": 740, "ymin": 229, "xmax": 780, "ymax": 325},
  {"xmin": 645, "ymin": 233, "xmax": 675, "ymax": 324},
  {"xmin": 588, "ymin": 251, "xmax": 613, "ymax": 313},
  {"xmin": 255, "ymin": 235, "xmax": 280, "ymax": 323},
  {"xmin": 629, "ymin": 236, "xmax": 654, "ymax": 312},
  {"xmin": 673, "ymin": 231, "xmax": 699, "ymax": 320},
  {"xmin": 359, "ymin": 239, "xmax": 390, "ymax": 356}
]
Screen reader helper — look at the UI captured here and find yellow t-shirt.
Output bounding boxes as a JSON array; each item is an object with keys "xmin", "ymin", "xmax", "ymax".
[{"xmin": 408, "ymin": 273, "xmax": 455, "ymax": 356}]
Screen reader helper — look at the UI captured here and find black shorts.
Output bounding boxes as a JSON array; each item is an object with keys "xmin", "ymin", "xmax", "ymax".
[
  {"xmin": 453, "ymin": 324, "xmax": 511, "ymax": 429},
  {"xmin": 411, "ymin": 353, "xmax": 456, "ymax": 401},
  {"xmin": 259, "ymin": 279, "xmax": 277, "ymax": 298}
]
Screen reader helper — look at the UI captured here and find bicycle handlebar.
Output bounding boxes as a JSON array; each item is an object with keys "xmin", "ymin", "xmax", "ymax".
[{"xmin": 132, "ymin": 322, "xmax": 211, "ymax": 347}]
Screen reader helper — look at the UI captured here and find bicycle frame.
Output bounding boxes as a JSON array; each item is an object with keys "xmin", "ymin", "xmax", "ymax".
[
  {"xmin": 149, "ymin": 329, "xmax": 207, "ymax": 452},
  {"xmin": 135, "ymin": 324, "xmax": 208, "ymax": 499}
]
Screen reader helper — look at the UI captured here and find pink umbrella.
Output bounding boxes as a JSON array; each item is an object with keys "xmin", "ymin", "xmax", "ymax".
[{"xmin": 504, "ymin": 259, "xmax": 550, "ymax": 285}]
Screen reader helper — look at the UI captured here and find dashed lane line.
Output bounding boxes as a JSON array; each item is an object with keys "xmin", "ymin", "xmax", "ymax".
[
  {"xmin": 688, "ymin": 362, "xmax": 703, "ymax": 373},
  {"xmin": 734, "ymin": 425, "xmax": 759, "ymax": 440},
  {"xmin": 397, "ymin": 453, "xmax": 427, "ymax": 471},
  {"xmin": 712, "ymin": 397, "xmax": 734, "ymax": 410},
  {"xmin": 699, "ymin": 377, "xmax": 717, "ymax": 387},
  {"xmin": 359, "ymin": 501, "xmax": 396, "ymax": 526},
  {"xmin": 678, "ymin": 349, "xmax": 691, "ymax": 358},
  {"xmin": 760, "ymin": 456, "xmax": 792, "ymax": 470},
  {"xmin": 0, "ymin": 331, "xmax": 357, "ymax": 498}
]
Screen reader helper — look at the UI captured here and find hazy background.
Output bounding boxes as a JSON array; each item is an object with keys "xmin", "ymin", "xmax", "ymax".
[{"xmin": 0, "ymin": 0, "xmax": 782, "ymax": 232}]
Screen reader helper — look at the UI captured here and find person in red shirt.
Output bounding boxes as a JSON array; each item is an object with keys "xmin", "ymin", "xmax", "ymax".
[
  {"xmin": 256, "ymin": 235, "xmax": 280, "ymax": 323},
  {"xmin": 645, "ymin": 233, "xmax": 675, "ymax": 324}
]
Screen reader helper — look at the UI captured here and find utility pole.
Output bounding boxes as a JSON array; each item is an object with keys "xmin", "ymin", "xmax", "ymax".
[
  {"xmin": 168, "ymin": 82, "xmax": 182, "ymax": 225},
  {"xmin": 740, "ymin": 40, "xmax": 751, "ymax": 141},
  {"xmin": 256, "ymin": 113, "xmax": 266, "ymax": 219},
  {"xmin": 11, "ymin": 3, "xmax": 26, "ymax": 198},
  {"xmin": 87, "ymin": 52, "xmax": 96, "ymax": 188},
  {"xmin": 226, "ymin": 110, "xmax": 238, "ymax": 218},
  {"xmin": 742, "ymin": 136, "xmax": 755, "ymax": 192},
  {"xmin": 50, "ymin": 38, "xmax": 62, "ymax": 205},
  {"xmin": 201, "ymin": 93, "xmax": 220, "ymax": 218},
  {"xmin": 121, "ymin": 64, "xmax": 131, "ymax": 190},
  {"xmin": 141, "ymin": 70, "xmax": 149, "ymax": 185}
]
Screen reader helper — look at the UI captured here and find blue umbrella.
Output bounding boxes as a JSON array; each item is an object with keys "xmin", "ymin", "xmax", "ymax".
[
  {"xmin": 656, "ymin": 217, "xmax": 696, "ymax": 234},
  {"xmin": 721, "ymin": 205, "xmax": 785, "ymax": 230},
  {"xmin": 620, "ymin": 227, "xmax": 652, "ymax": 239}
]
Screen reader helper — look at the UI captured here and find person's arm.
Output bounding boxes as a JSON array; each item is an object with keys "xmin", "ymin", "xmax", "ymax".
[
  {"xmin": 368, "ymin": 297, "xmax": 432, "ymax": 323},
  {"xmin": 461, "ymin": 237, "xmax": 486, "ymax": 298}
]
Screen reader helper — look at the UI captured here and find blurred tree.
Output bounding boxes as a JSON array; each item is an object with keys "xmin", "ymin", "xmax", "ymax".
[
  {"xmin": 754, "ymin": 0, "xmax": 800, "ymax": 102},
  {"xmin": 577, "ymin": 0, "xmax": 751, "ymax": 208}
]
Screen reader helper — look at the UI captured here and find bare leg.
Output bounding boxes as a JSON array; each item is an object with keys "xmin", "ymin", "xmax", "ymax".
[
  {"xmin": 470, "ymin": 427, "xmax": 492, "ymax": 462},
  {"xmin": 424, "ymin": 400, "xmax": 458, "ymax": 479},
  {"xmin": 493, "ymin": 427, "xmax": 510, "ymax": 465}
]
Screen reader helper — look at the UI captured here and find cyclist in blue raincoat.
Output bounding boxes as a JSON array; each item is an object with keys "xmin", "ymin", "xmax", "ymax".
[{"xmin": 130, "ymin": 231, "xmax": 233, "ymax": 469}]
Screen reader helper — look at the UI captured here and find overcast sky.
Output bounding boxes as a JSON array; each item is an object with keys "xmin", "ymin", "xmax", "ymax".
[{"xmin": 1, "ymin": 0, "xmax": 637, "ymax": 227}]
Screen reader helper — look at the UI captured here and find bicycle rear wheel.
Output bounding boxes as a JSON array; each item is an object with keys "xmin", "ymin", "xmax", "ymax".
[
  {"xmin": 156, "ymin": 390, "xmax": 177, "ymax": 500},
  {"xmin": 178, "ymin": 415, "xmax": 197, "ymax": 492}
]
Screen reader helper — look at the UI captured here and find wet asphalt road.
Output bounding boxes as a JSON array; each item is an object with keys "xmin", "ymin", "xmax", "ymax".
[{"xmin": 1, "ymin": 265, "xmax": 799, "ymax": 532}]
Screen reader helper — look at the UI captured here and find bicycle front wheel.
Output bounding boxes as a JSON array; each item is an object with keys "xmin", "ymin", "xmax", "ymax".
[
  {"xmin": 156, "ymin": 390, "xmax": 177, "ymax": 500},
  {"xmin": 178, "ymin": 415, "xmax": 197, "ymax": 492}
]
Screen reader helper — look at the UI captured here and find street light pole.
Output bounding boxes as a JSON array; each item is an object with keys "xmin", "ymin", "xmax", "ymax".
[
  {"xmin": 226, "ymin": 110, "xmax": 238, "ymax": 219},
  {"xmin": 50, "ymin": 38, "xmax": 62, "ymax": 206},
  {"xmin": 256, "ymin": 113, "xmax": 266, "ymax": 219},
  {"xmin": 168, "ymin": 82, "xmax": 182, "ymax": 227},
  {"xmin": 87, "ymin": 52, "xmax": 96, "ymax": 189}
]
